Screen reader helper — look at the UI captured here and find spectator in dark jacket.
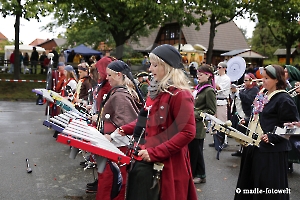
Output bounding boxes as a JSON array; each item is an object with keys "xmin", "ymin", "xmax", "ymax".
[
  {"xmin": 39, "ymin": 51, "xmax": 48, "ymax": 74},
  {"xmin": 67, "ymin": 50, "xmax": 75, "ymax": 63},
  {"xmin": 30, "ymin": 47, "xmax": 39, "ymax": 74},
  {"xmin": 23, "ymin": 52, "xmax": 29, "ymax": 74}
]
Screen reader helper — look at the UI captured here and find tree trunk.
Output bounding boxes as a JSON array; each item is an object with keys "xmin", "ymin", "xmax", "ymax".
[
  {"xmin": 285, "ymin": 43, "xmax": 292, "ymax": 65},
  {"xmin": 112, "ymin": 33, "xmax": 127, "ymax": 60},
  {"xmin": 13, "ymin": 0, "xmax": 21, "ymax": 80},
  {"xmin": 206, "ymin": 16, "xmax": 217, "ymax": 65}
]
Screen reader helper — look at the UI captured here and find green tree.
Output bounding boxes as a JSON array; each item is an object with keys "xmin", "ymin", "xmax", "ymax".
[
  {"xmin": 64, "ymin": 21, "xmax": 114, "ymax": 50},
  {"xmin": 250, "ymin": 22, "xmax": 281, "ymax": 60},
  {"xmin": 252, "ymin": 0, "xmax": 300, "ymax": 64},
  {"xmin": 0, "ymin": 39, "xmax": 14, "ymax": 54},
  {"xmin": 49, "ymin": 0, "xmax": 162, "ymax": 59},
  {"xmin": 193, "ymin": 0, "xmax": 251, "ymax": 64},
  {"xmin": 0, "ymin": 0, "xmax": 54, "ymax": 79},
  {"xmin": 48, "ymin": 0, "xmax": 202, "ymax": 59}
]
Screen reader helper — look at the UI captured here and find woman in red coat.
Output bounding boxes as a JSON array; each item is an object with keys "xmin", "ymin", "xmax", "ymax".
[{"xmin": 120, "ymin": 44, "xmax": 198, "ymax": 200}]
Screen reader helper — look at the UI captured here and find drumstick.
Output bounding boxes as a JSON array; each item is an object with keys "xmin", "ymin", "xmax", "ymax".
[
  {"xmin": 26, "ymin": 158, "xmax": 32, "ymax": 173},
  {"xmin": 105, "ymin": 114, "xmax": 119, "ymax": 128},
  {"xmin": 105, "ymin": 114, "xmax": 131, "ymax": 140}
]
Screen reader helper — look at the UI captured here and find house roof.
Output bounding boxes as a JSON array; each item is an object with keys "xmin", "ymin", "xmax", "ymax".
[
  {"xmin": 0, "ymin": 32, "xmax": 8, "ymax": 40},
  {"xmin": 29, "ymin": 38, "xmax": 47, "ymax": 46},
  {"xmin": 130, "ymin": 20, "xmax": 249, "ymax": 52},
  {"xmin": 221, "ymin": 49, "xmax": 266, "ymax": 58},
  {"xmin": 54, "ymin": 38, "xmax": 67, "ymax": 46},
  {"xmin": 130, "ymin": 28, "xmax": 160, "ymax": 52},
  {"xmin": 37, "ymin": 38, "xmax": 67, "ymax": 47},
  {"xmin": 274, "ymin": 48, "xmax": 297, "ymax": 55},
  {"xmin": 182, "ymin": 21, "xmax": 249, "ymax": 51}
]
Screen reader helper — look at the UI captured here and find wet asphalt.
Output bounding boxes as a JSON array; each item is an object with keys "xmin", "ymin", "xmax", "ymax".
[{"xmin": 0, "ymin": 101, "xmax": 299, "ymax": 200}]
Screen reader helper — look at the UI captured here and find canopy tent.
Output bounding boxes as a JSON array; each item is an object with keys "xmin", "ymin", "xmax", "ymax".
[
  {"xmin": 66, "ymin": 44, "xmax": 102, "ymax": 56},
  {"xmin": 179, "ymin": 44, "xmax": 206, "ymax": 65},
  {"xmin": 4, "ymin": 45, "xmax": 45, "ymax": 60},
  {"xmin": 194, "ymin": 44, "xmax": 207, "ymax": 52},
  {"xmin": 181, "ymin": 44, "xmax": 195, "ymax": 52}
]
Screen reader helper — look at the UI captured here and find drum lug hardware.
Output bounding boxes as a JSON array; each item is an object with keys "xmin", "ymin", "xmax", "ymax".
[{"xmin": 67, "ymin": 140, "xmax": 71, "ymax": 144}]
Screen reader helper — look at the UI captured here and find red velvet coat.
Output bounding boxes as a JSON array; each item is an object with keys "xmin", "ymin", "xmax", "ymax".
[{"xmin": 122, "ymin": 88, "xmax": 197, "ymax": 200}]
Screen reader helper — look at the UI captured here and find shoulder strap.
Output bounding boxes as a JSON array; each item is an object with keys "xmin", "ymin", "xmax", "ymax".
[
  {"xmin": 96, "ymin": 80, "xmax": 108, "ymax": 95},
  {"xmin": 196, "ymin": 84, "xmax": 213, "ymax": 94}
]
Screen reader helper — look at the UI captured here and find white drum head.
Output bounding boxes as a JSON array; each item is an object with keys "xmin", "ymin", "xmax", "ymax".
[{"xmin": 226, "ymin": 56, "xmax": 246, "ymax": 82}]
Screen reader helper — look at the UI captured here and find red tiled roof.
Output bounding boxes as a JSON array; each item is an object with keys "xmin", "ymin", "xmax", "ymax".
[
  {"xmin": 29, "ymin": 38, "xmax": 47, "ymax": 46},
  {"xmin": 0, "ymin": 32, "xmax": 8, "ymax": 40}
]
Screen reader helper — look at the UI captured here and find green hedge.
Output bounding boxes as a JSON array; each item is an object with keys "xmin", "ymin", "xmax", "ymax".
[{"xmin": 127, "ymin": 58, "xmax": 144, "ymax": 66}]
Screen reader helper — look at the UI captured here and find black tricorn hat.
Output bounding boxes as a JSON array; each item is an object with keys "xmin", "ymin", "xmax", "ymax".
[{"xmin": 136, "ymin": 71, "xmax": 149, "ymax": 77}]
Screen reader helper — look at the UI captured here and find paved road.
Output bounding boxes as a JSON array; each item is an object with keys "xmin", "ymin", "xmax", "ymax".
[{"xmin": 0, "ymin": 101, "xmax": 299, "ymax": 200}]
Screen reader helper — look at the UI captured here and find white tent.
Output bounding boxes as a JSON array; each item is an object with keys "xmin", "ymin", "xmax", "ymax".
[
  {"xmin": 180, "ymin": 44, "xmax": 206, "ymax": 65},
  {"xmin": 4, "ymin": 45, "xmax": 45, "ymax": 60},
  {"xmin": 194, "ymin": 44, "xmax": 207, "ymax": 52},
  {"xmin": 181, "ymin": 44, "xmax": 195, "ymax": 52}
]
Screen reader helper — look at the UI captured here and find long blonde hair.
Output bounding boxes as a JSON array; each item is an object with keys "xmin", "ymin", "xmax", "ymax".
[
  {"xmin": 66, "ymin": 71, "xmax": 78, "ymax": 82},
  {"xmin": 107, "ymin": 68, "xmax": 140, "ymax": 102},
  {"xmin": 149, "ymin": 53, "xmax": 192, "ymax": 94}
]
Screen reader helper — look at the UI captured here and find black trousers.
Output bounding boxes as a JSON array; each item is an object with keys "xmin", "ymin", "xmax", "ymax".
[
  {"xmin": 188, "ymin": 138, "xmax": 205, "ymax": 178},
  {"xmin": 126, "ymin": 161, "xmax": 159, "ymax": 200}
]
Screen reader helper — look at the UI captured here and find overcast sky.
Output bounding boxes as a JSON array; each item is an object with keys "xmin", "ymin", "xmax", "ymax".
[{"xmin": 0, "ymin": 15, "xmax": 256, "ymax": 45}]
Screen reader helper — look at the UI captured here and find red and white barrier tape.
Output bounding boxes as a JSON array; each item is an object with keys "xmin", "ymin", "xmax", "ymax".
[{"xmin": 0, "ymin": 79, "xmax": 46, "ymax": 83}]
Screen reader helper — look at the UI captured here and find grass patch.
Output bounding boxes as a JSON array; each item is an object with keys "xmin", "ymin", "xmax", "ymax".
[{"xmin": 0, "ymin": 74, "xmax": 47, "ymax": 101}]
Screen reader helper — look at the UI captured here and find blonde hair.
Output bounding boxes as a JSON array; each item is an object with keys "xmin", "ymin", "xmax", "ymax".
[
  {"xmin": 107, "ymin": 68, "xmax": 140, "ymax": 102},
  {"xmin": 149, "ymin": 53, "xmax": 192, "ymax": 94},
  {"xmin": 66, "ymin": 71, "xmax": 78, "ymax": 82}
]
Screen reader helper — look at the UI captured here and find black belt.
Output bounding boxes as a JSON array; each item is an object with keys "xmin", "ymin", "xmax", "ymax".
[{"xmin": 217, "ymin": 97, "xmax": 227, "ymax": 100}]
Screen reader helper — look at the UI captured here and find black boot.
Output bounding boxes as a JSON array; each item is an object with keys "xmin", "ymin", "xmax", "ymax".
[
  {"xmin": 208, "ymin": 143, "xmax": 215, "ymax": 147},
  {"xmin": 86, "ymin": 179, "xmax": 98, "ymax": 188},
  {"xmin": 86, "ymin": 184, "xmax": 97, "ymax": 193},
  {"xmin": 231, "ymin": 150, "xmax": 242, "ymax": 157}
]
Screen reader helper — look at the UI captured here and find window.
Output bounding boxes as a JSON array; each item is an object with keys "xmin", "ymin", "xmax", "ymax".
[{"xmin": 155, "ymin": 23, "xmax": 186, "ymax": 45}]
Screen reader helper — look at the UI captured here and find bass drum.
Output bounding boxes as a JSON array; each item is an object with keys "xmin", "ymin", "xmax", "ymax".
[{"xmin": 226, "ymin": 56, "xmax": 246, "ymax": 82}]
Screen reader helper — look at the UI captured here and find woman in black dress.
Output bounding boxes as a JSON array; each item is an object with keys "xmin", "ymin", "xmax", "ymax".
[{"xmin": 234, "ymin": 65, "xmax": 299, "ymax": 200}]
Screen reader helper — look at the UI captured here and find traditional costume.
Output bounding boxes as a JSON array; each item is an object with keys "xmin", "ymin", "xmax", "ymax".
[
  {"xmin": 121, "ymin": 44, "xmax": 197, "ymax": 200},
  {"xmin": 284, "ymin": 65, "xmax": 300, "ymax": 169},
  {"xmin": 189, "ymin": 67, "xmax": 216, "ymax": 182},
  {"xmin": 235, "ymin": 89, "xmax": 299, "ymax": 200},
  {"xmin": 96, "ymin": 60, "xmax": 142, "ymax": 200},
  {"xmin": 48, "ymin": 64, "xmax": 66, "ymax": 117}
]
